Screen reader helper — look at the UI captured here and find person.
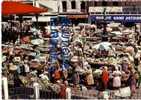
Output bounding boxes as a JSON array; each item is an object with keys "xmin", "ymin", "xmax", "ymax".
[
  {"xmin": 137, "ymin": 72, "xmax": 141, "ymax": 88},
  {"xmin": 112, "ymin": 66, "xmax": 121, "ymax": 89},
  {"xmin": 121, "ymin": 59, "xmax": 129, "ymax": 72},
  {"xmin": 85, "ymin": 65, "xmax": 94, "ymax": 86},
  {"xmin": 129, "ymin": 73, "xmax": 137, "ymax": 96},
  {"xmin": 59, "ymin": 80, "xmax": 69, "ymax": 99},
  {"xmin": 65, "ymin": 81, "xmax": 71, "ymax": 99},
  {"xmin": 134, "ymin": 51, "xmax": 140, "ymax": 71},
  {"xmin": 102, "ymin": 66, "xmax": 109, "ymax": 90},
  {"xmin": 53, "ymin": 68, "xmax": 61, "ymax": 82},
  {"xmin": 13, "ymin": 71, "xmax": 24, "ymax": 87}
]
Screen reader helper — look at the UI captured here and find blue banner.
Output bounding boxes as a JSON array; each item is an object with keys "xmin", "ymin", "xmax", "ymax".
[
  {"xmin": 90, "ymin": 15, "xmax": 141, "ymax": 22},
  {"xmin": 50, "ymin": 17, "xmax": 58, "ymax": 64},
  {"xmin": 50, "ymin": 17, "xmax": 71, "ymax": 70},
  {"xmin": 60, "ymin": 17, "xmax": 71, "ymax": 70}
]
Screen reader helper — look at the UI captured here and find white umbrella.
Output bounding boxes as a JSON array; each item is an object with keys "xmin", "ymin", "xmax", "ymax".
[
  {"xmin": 20, "ymin": 44, "xmax": 31, "ymax": 49},
  {"xmin": 111, "ymin": 31, "xmax": 122, "ymax": 35},
  {"xmin": 93, "ymin": 42, "xmax": 112, "ymax": 50},
  {"xmin": 123, "ymin": 29, "xmax": 134, "ymax": 34},
  {"xmin": 31, "ymin": 39, "xmax": 44, "ymax": 45},
  {"xmin": 106, "ymin": 27, "xmax": 112, "ymax": 32},
  {"xmin": 107, "ymin": 23, "xmax": 121, "ymax": 27},
  {"xmin": 90, "ymin": 24, "xmax": 97, "ymax": 28},
  {"xmin": 71, "ymin": 56, "xmax": 79, "ymax": 62}
]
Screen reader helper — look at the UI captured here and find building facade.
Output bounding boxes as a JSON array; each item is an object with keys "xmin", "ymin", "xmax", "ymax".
[
  {"xmin": 57, "ymin": 0, "xmax": 141, "ymax": 25},
  {"xmin": 4, "ymin": 0, "xmax": 141, "ymax": 25}
]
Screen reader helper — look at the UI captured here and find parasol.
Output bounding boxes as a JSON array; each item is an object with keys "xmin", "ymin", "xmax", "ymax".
[
  {"xmin": 122, "ymin": 29, "xmax": 134, "ymax": 34},
  {"xmin": 93, "ymin": 42, "xmax": 112, "ymax": 51},
  {"xmin": 106, "ymin": 27, "xmax": 112, "ymax": 32},
  {"xmin": 31, "ymin": 39, "xmax": 44, "ymax": 45},
  {"xmin": 71, "ymin": 56, "xmax": 79, "ymax": 62},
  {"xmin": 107, "ymin": 23, "xmax": 121, "ymax": 28},
  {"xmin": 111, "ymin": 31, "xmax": 123, "ymax": 35}
]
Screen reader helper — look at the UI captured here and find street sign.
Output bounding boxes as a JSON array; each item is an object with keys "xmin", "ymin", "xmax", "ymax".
[{"xmin": 90, "ymin": 15, "xmax": 141, "ymax": 22}]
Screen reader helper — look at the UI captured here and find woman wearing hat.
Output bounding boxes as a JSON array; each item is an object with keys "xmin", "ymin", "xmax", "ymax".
[
  {"xmin": 102, "ymin": 66, "xmax": 109, "ymax": 90},
  {"xmin": 112, "ymin": 66, "xmax": 121, "ymax": 90}
]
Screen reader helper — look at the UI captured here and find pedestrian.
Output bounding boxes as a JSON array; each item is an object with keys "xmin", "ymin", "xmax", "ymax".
[
  {"xmin": 13, "ymin": 71, "xmax": 24, "ymax": 87},
  {"xmin": 129, "ymin": 73, "xmax": 137, "ymax": 96},
  {"xmin": 53, "ymin": 67, "xmax": 61, "ymax": 82},
  {"xmin": 137, "ymin": 72, "xmax": 141, "ymax": 88},
  {"xmin": 85, "ymin": 66, "xmax": 94, "ymax": 86},
  {"xmin": 58, "ymin": 80, "xmax": 66, "ymax": 99},
  {"xmin": 102, "ymin": 66, "xmax": 109, "ymax": 90},
  {"xmin": 112, "ymin": 66, "xmax": 121, "ymax": 89}
]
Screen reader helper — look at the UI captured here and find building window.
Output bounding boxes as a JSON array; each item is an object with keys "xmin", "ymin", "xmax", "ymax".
[
  {"xmin": 95, "ymin": 2, "xmax": 97, "ymax": 6},
  {"xmin": 71, "ymin": 1, "xmax": 76, "ymax": 9},
  {"xmin": 81, "ymin": 1, "xmax": 86, "ymax": 12},
  {"xmin": 62, "ymin": 1, "xmax": 67, "ymax": 12},
  {"xmin": 88, "ymin": 1, "xmax": 93, "ymax": 7},
  {"xmin": 102, "ymin": 1, "xmax": 107, "ymax": 6},
  {"xmin": 113, "ymin": 1, "xmax": 118, "ymax": 6}
]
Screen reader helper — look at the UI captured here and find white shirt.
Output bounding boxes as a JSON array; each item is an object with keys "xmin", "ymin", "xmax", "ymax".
[
  {"xmin": 113, "ymin": 70, "xmax": 121, "ymax": 87},
  {"xmin": 24, "ymin": 64, "xmax": 30, "ymax": 73},
  {"xmin": 66, "ymin": 87, "xmax": 71, "ymax": 99}
]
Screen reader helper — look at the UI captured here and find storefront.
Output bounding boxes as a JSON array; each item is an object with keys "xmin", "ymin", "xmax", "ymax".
[
  {"xmin": 90, "ymin": 14, "xmax": 141, "ymax": 31},
  {"xmin": 90, "ymin": 15, "xmax": 141, "ymax": 22},
  {"xmin": 67, "ymin": 14, "xmax": 88, "ymax": 25}
]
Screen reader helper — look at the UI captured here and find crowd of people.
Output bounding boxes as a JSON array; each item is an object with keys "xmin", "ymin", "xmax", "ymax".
[{"xmin": 2, "ymin": 20, "xmax": 141, "ymax": 99}]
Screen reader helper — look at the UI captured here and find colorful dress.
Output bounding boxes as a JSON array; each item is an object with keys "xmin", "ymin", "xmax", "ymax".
[
  {"xmin": 102, "ymin": 70, "xmax": 109, "ymax": 89},
  {"xmin": 112, "ymin": 71, "xmax": 121, "ymax": 88}
]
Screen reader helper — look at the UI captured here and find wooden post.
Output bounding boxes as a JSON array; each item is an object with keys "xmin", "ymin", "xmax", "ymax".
[
  {"xmin": 33, "ymin": 82, "xmax": 40, "ymax": 99},
  {"xmin": 2, "ymin": 77, "xmax": 9, "ymax": 100},
  {"xmin": 66, "ymin": 87, "xmax": 71, "ymax": 99}
]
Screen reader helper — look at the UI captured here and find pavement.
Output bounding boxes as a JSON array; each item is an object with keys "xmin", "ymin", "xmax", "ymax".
[
  {"xmin": 131, "ymin": 88, "xmax": 141, "ymax": 99},
  {"xmin": 71, "ymin": 86, "xmax": 141, "ymax": 99}
]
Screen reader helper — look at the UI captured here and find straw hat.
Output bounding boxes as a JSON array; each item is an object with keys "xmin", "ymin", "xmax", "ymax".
[
  {"xmin": 2, "ymin": 56, "xmax": 6, "ymax": 62},
  {"xmin": 104, "ymin": 66, "xmax": 108, "ymax": 71},
  {"xmin": 115, "ymin": 66, "xmax": 119, "ymax": 70},
  {"xmin": 9, "ymin": 63, "xmax": 17, "ymax": 71},
  {"xmin": 39, "ymin": 56, "xmax": 46, "ymax": 62},
  {"xmin": 13, "ymin": 57, "xmax": 21, "ymax": 63},
  {"xmin": 123, "ymin": 57, "xmax": 128, "ymax": 62},
  {"xmin": 71, "ymin": 56, "xmax": 79, "ymax": 62},
  {"xmin": 32, "ymin": 59, "xmax": 40, "ymax": 62}
]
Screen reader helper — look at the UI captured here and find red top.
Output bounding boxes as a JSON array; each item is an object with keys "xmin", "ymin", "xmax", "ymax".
[
  {"xmin": 54, "ymin": 70, "xmax": 61, "ymax": 80},
  {"xmin": 102, "ymin": 70, "xmax": 109, "ymax": 82}
]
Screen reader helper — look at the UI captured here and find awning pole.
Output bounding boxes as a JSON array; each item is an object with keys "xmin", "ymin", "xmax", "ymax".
[{"xmin": 35, "ymin": 14, "xmax": 39, "ymax": 29}]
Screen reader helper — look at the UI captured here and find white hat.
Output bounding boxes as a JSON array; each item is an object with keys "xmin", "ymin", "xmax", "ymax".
[
  {"xmin": 39, "ymin": 56, "xmax": 46, "ymax": 62},
  {"xmin": 2, "ymin": 56, "xmax": 6, "ymax": 62},
  {"xmin": 32, "ymin": 59, "xmax": 39, "ymax": 62},
  {"xmin": 104, "ymin": 66, "xmax": 108, "ymax": 70},
  {"xmin": 51, "ymin": 26, "xmax": 58, "ymax": 30},
  {"xmin": 9, "ymin": 63, "xmax": 17, "ymax": 71},
  {"xmin": 115, "ymin": 66, "xmax": 119, "ymax": 70},
  {"xmin": 71, "ymin": 56, "xmax": 79, "ymax": 62},
  {"xmin": 13, "ymin": 57, "xmax": 21, "ymax": 62},
  {"xmin": 56, "ymin": 80, "xmax": 61, "ymax": 83}
]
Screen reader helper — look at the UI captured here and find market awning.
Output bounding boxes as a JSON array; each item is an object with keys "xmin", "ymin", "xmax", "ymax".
[
  {"xmin": 2, "ymin": 1, "xmax": 47, "ymax": 15},
  {"xmin": 32, "ymin": 16, "xmax": 50, "ymax": 22},
  {"xmin": 67, "ymin": 15, "xmax": 88, "ymax": 19},
  {"xmin": 38, "ymin": 0, "xmax": 58, "ymax": 12}
]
